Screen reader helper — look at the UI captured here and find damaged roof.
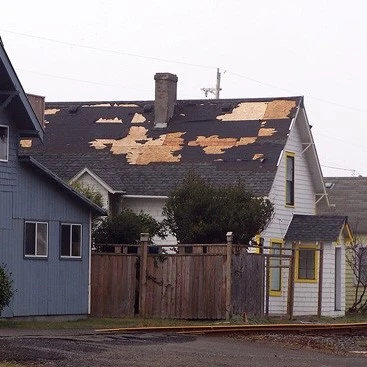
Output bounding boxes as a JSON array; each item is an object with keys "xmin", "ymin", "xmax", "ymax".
[
  {"xmin": 284, "ymin": 214, "xmax": 350, "ymax": 242},
  {"xmin": 317, "ymin": 177, "xmax": 367, "ymax": 233},
  {"xmin": 23, "ymin": 97, "xmax": 302, "ymax": 196}
]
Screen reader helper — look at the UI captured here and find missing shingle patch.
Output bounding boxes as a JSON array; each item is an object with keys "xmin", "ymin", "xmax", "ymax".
[
  {"xmin": 96, "ymin": 117, "xmax": 123, "ymax": 123},
  {"xmin": 20, "ymin": 140, "xmax": 32, "ymax": 148},
  {"xmin": 131, "ymin": 113, "xmax": 146, "ymax": 123},
  {"xmin": 45, "ymin": 108, "xmax": 60, "ymax": 115}
]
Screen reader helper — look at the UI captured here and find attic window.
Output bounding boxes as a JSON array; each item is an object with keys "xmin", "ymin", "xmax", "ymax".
[{"xmin": 0, "ymin": 125, "xmax": 9, "ymax": 162}]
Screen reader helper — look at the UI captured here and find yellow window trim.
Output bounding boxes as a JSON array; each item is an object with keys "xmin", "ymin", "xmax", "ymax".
[
  {"xmin": 285, "ymin": 151, "xmax": 295, "ymax": 207},
  {"xmin": 269, "ymin": 239, "xmax": 283, "ymax": 296},
  {"xmin": 295, "ymin": 244, "xmax": 319, "ymax": 283}
]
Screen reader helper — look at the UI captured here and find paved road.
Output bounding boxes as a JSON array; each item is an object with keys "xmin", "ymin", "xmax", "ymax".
[{"xmin": 0, "ymin": 331, "xmax": 366, "ymax": 366}]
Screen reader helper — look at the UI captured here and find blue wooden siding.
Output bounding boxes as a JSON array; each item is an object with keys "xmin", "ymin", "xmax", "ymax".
[
  {"xmin": 0, "ymin": 111, "xmax": 17, "ymax": 192},
  {"xmin": 0, "ymin": 192, "xmax": 12, "ymax": 230},
  {"xmin": 0, "ymin": 110, "xmax": 92, "ymax": 317}
]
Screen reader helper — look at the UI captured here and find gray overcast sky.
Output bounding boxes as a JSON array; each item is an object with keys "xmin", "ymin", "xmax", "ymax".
[{"xmin": 2, "ymin": 0, "xmax": 366, "ymax": 177}]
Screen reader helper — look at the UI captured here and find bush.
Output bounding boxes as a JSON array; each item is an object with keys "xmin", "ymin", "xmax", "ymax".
[
  {"xmin": 0, "ymin": 264, "xmax": 14, "ymax": 315},
  {"xmin": 71, "ymin": 181, "xmax": 104, "ymax": 208},
  {"xmin": 93, "ymin": 208, "xmax": 166, "ymax": 245},
  {"xmin": 163, "ymin": 173, "xmax": 274, "ymax": 244}
]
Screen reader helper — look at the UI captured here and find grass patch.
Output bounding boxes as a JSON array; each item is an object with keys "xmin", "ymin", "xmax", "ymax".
[
  {"xmin": 0, "ymin": 317, "xmax": 227, "ymax": 330},
  {"xmin": 0, "ymin": 363, "xmax": 24, "ymax": 367}
]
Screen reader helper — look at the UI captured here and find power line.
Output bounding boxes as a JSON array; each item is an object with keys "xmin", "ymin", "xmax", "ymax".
[
  {"xmin": 321, "ymin": 164, "xmax": 360, "ymax": 176},
  {"xmin": 0, "ymin": 29, "xmax": 216, "ymax": 70},
  {"xmin": 19, "ymin": 68, "xmax": 151, "ymax": 92},
  {"xmin": 2, "ymin": 28, "xmax": 367, "ymax": 113}
]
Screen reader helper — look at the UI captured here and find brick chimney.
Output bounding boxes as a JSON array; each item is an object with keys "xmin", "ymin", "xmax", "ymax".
[{"xmin": 154, "ymin": 73, "xmax": 178, "ymax": 128}]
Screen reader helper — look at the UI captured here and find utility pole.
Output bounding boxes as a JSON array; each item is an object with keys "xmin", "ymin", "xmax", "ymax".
[
  {"xmin": 201, "ymin": 68, "xmax": 222, "ymax": 99},
  {"xmin": 215, "ymin": 68, "xmax": 221, "ymax": 99}
]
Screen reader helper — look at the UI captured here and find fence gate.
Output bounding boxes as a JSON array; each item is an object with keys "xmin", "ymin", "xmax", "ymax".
[{"xmin": 232, "ymin": 250, "xmax": 265, "ymax": 318}]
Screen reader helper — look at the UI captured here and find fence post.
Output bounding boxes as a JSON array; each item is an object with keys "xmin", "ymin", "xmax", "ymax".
[
  {"xmin": 139, "ymin": 233, "xmax": 149, "ymax": 318},
  {"xmin": 226, "ymin": 232, "xmax": 233, "ymax": 321},
  {"xmin": 287, "ymin": 243, "xmax": 296, "ymax": 320}
]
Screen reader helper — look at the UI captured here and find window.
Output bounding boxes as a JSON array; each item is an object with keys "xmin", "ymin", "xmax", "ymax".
[
  {"xmin": 24, "ymin": 221, "xmax": 48, "ymax": 257},
  {"xmin": 296, "ymin": 246, "xmax": 317, "ymax": 282},
  {"xmin": 285, "ymin": 153, "xmax": 295, "ymax": 206},
  {"xmin": 270, "ymin": 240, "xmax": 282, "ymax": 296},
  {"xmin": 0, "ymin": 125, "xmax": 9, "ymax": 162},
  {"xmin": 61, "ymin": 224, "xmax": 82, "ymax": 258},
  {"xmin": 356, "ymin": 246, "xmax": 367, "ymax": 284}
]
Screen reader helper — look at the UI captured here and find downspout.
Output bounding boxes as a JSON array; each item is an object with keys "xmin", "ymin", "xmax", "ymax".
[{"xmin": 88, "ymin": 211, "xmax": 92, "ymax": 315}]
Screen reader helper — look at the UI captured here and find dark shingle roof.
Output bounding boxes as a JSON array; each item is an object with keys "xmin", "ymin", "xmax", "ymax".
[
  {"xmin": 317, "ymin": 177, "xmax": 367, "ymax": 233},
  {"xmin": 284, "ymin": 214, "xmax": 348, "ymax": 242},
  {"xmin": 23, "ymin": 97, "xmax": 302, "ymax": 196}
]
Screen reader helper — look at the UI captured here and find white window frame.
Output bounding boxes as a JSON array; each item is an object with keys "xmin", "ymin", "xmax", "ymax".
[
  {"xmin": 0, "ymin": 125, "xmax": 9, "ymax": 162},
  {"xmin": 24, "ymin": 221, "xmax": 48, "ymax": 258},
  {"xmin": 285, "ymin": 152, "xmax": 295, "ymax": 206},
  {"xmin": 270, "ymin": 240, "xmax": 282, "ymax": 296},
  {"xmin": 60, "ymin": 223, "xmax": 82, "ymax": 258}
]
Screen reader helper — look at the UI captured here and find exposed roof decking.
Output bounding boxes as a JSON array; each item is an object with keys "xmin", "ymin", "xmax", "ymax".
[{"xmin": 25, "ymin": 97, "xmax": 302, "ymax": 196}]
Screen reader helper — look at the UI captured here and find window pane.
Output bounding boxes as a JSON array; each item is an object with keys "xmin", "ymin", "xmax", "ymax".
[
  {"xmin": 0, "ymin": 126, "xmax": 8, "ymax": 161},
  {"xmin": 286, "ymin": 156, "xmax": 294, "ymax": 205},
  {"xmin": 37, "ymin": 223, "xmax": 48, "ymax": 256},
  {"xmin": 25, "ymin": 222, "xmax": 36, "ymax": 255},
  {"xmin": 298, "ymin": 248, "xmax": 315, "ymax": 280},
  {"xmin": 61, "ymin": 225, "xmax": 71, "ymax": 256},
  {"xmin": 270, "ymin": 243, "xmax": 281, "ymax": 291},
  {"xmin": 71, "ymin": 225, "xmax": 81, "ymax": 257},
  {"xmin": 359, "ymin": 247, "xmax": 367, "ymax": 283},
  {"xmin": 286, "ymin": 156, "xmax": 294, "ymax": 180}
]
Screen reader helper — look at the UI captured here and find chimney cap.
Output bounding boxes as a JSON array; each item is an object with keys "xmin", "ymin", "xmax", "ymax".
[{"xmin": 154, "ymin": 73, "xmax": 178, "ymax": 82}]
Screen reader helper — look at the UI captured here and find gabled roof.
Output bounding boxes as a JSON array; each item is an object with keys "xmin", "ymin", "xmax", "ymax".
[
  {"xmin": 284, "ymin": 214, "xmax": 351, "ymax": 242},
  {"xmin": 24, "ymin": 97, "xmax": 303, "ymax": 196},
  {"xmin": 18, "ymin": 155, "xmax": 107, "ymax": 216},
  {"xmin": 317, "ymin": 177, "xmax": 367, "ymax": 233},
  {"xmin": 0, "ymin": 38, "xmax": 43, "ymax": 139}
]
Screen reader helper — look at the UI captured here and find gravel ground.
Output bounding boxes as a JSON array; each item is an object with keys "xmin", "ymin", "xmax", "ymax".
[
  {"xmin": 229, "ymin": 333, "xmax": 367, "ymax": 355},
  {"xmin": 0, "ymin": 331, "xmax": 366, "ymax": 366}
]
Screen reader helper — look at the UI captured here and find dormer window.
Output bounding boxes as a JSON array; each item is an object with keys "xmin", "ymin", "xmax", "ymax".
[
  {"xmin": 285, "ymin": 152, "xmax": 295, "ymax": 206},
  {"xmin": 0, "ymin": 125, "xmax": 9, "ymax": 162}
]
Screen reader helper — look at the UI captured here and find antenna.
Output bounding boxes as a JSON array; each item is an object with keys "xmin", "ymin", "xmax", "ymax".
[{"xmin": 201, "ymin": 68, "xmax": 222, "ymax": 99}]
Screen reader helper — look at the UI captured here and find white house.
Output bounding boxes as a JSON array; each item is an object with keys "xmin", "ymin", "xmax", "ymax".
[{"xmin": 23, "ymin": 72, "xmax": 348, "ymax": 316}]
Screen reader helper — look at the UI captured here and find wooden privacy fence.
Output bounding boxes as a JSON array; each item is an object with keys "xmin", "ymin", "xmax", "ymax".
[{"xmin": 91, "ymin": 234, "xmax": 264, "ymax": 319}]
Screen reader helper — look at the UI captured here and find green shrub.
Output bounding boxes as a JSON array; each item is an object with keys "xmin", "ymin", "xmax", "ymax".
[
  {"xmin": 163, "ymin": 173, "xmax": 274, "ymax": 244},
  {"xmin": 0, "ymin": 264, "xmax": 14, "ymax": 315}
]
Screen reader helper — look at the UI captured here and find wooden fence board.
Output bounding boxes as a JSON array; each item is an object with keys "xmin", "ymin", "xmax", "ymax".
[{"xmin": 91, "ymin": 244, "xmax": 264, "ymax": 319}]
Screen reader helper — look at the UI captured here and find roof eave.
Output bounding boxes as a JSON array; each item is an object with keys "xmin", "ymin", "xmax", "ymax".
[{"xmin": 0, "ymin": 39, "xmax": 44, "ymax": 140}]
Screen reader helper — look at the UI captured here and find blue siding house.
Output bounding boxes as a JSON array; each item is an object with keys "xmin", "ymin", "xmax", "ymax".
[{"xmin": 0, "ymin": 38, "xmax": 106, "ymax": 318}]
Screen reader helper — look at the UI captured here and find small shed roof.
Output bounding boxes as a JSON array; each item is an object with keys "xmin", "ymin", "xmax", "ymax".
[{"xmin": 284, "ymin": 214, "xmax": 350, "ymax": 242}]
